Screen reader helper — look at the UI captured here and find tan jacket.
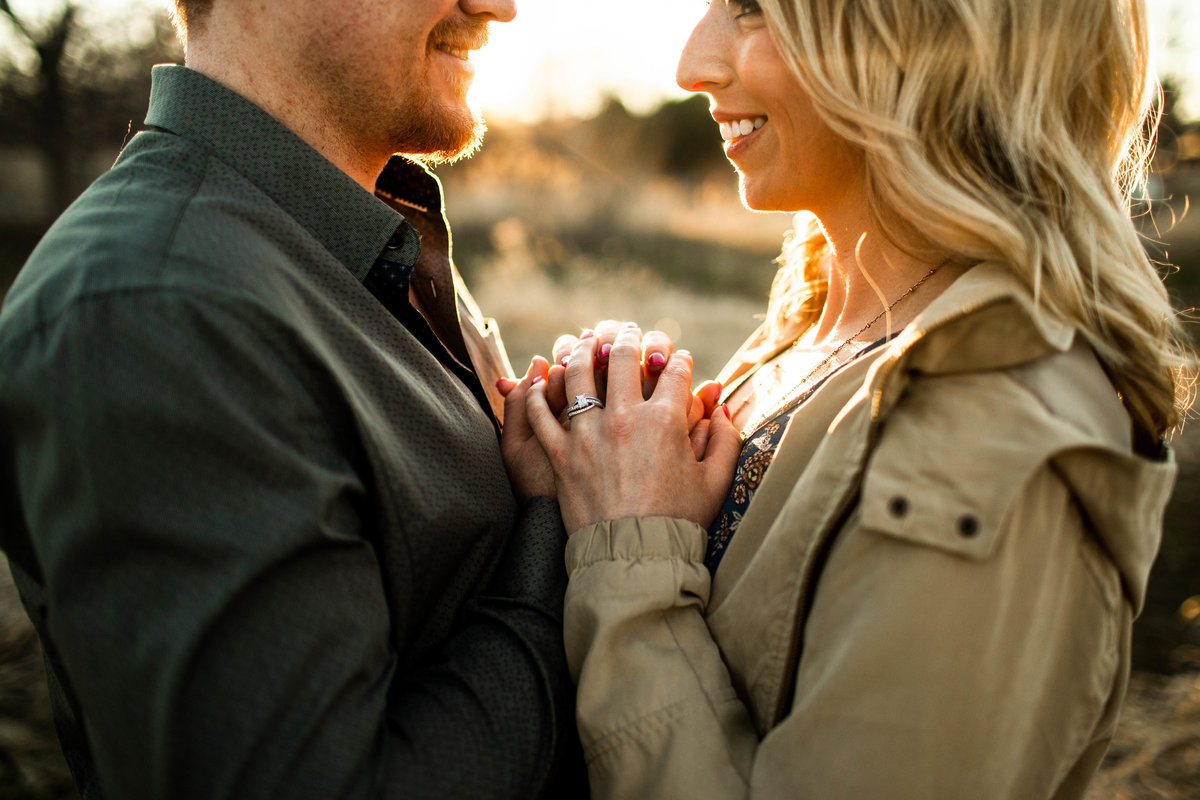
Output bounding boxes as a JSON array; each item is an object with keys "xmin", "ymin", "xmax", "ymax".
[{"xmin": 563, "ymin": 263, "xmax": 1177, "ymax": 799}]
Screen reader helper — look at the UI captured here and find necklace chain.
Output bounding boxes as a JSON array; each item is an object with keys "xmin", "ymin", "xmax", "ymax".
[{"xmin": 740, "ymin": 263, "xmax": 942, "ymax": 435}]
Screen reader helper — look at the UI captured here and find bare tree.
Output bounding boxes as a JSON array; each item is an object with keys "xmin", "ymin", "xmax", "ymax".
[
  {"xmin": 0, "ymin": 2, "xmax": 181, "ymax": 217},
  {"xmin": 0, "ymin": 1, "xmax": 78, "ymax": 213}
]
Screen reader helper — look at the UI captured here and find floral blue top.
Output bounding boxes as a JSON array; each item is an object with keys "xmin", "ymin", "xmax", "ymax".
[{"xmin": 705, "ymin": 337, "xmax": 892, "ymax": 573}]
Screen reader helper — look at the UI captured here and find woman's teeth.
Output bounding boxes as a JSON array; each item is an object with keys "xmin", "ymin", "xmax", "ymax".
[{"xmin": 719, "ymin": 117, "xmax": 766, "ymax": 142}]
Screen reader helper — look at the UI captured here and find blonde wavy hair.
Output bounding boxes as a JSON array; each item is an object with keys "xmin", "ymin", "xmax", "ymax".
[{"xmin": 757, "ymin": 0, "xmax": 1194, "ymax": 440}]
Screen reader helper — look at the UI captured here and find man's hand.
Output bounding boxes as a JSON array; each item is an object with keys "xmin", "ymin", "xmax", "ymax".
[{"xmin": 499, "ymin": 357, "xmax": 558, "ymax": 502}]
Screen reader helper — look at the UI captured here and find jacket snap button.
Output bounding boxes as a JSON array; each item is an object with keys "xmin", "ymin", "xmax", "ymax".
[
  {"xmin": 958, "ymin": 516, "xmax": 980, "ymax": 537},
  {"xmin": 888, "ymin": 496, "xmax": 909, "ymax": 518}
]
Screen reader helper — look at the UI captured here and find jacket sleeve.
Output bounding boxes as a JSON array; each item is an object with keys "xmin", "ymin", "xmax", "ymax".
[
  {"xmin": 564, "ymin": 517, "xmax": 759, "ymax": 798},
  {"xmin": 564, "ymin": 465, "xmax": 1128, "ymax": 799},
  {"xmin": 0, "ymin": 290, "xmax": 579, "ymax": 800}
]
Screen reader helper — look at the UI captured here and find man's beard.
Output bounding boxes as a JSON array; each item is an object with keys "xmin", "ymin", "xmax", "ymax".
[{"xmin": 392, "ymin": 91, "xmax": 486, "ymax": 166}]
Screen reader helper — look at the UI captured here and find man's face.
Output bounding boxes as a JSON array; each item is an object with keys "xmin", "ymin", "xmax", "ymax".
[{"xmin": 295, "ymin": 0, "xmax": 516, "ymax": 164}]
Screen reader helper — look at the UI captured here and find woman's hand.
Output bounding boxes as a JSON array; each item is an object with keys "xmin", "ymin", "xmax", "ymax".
[
  {"xmin": 553, "ymin": 320, "xmax": 676, "ymax": 399},
  {"xmin": 526, "ymin": 326, "xmax": 742, "ymax": 533},
  {"xmin": 545, "ymin": 320, "xmax": 724, "ymax": 453}
]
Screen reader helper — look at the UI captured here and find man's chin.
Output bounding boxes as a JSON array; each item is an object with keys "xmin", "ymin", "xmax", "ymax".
[{"xmin": 398, "ymin": 108, "xmax": 486, "ymax": 167}]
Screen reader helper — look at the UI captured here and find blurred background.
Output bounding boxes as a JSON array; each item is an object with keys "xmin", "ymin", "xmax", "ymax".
[{"xmin": 0, "ymin": 0, "xmax": 1197, "ymax": 797}]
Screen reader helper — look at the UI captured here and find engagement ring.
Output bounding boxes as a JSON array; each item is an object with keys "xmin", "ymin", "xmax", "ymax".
[{"xmin": 565, "ymin": 394, "xmax": 605, "ymax": 418}]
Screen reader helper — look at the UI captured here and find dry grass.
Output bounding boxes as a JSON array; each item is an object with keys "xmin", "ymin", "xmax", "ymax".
[
  {"xmin": 1085, "ymin": 671, "xmax": 1200, "ymax": 800},
  {"xmin": 463, "ymin": 221, "xmax": 766, "ymax": 380}
]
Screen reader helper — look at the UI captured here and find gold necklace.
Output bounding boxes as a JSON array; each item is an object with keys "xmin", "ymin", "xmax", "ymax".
[{"xmin": 740, "ymin": 263, "xmax": 942, "ymax": 435}]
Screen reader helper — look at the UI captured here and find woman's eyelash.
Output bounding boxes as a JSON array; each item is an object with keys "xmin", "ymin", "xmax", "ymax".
[
  {"xmin": 703, "ymin": 1, "xmax": 762, "ymax": 18},
  {"xmin": 733, "ymin": 0, "xmax": 762, "ymax": 17}
]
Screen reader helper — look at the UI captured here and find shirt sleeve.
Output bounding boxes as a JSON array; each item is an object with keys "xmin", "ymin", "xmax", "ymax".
[
  {"xmin": 563, "ymin": 463, "xmax": 1127, "ymax": 799},
  {"xmin": 0, "ymin": 289, "xmax": 580, "ymax": 800}
]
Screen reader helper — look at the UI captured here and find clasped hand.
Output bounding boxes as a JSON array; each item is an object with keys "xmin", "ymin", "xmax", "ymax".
[{"xmin": 500, "ymin": 323, "xmax": 741, "ymax": 534}]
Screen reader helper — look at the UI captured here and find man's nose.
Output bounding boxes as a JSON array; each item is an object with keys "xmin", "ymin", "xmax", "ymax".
[{"xmin": 461, "ymin": 0, "xmax": 516, "ymax": 23}]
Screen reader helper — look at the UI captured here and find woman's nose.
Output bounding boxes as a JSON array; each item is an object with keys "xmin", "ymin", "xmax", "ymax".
[{"xmin": 676, "ymin": 7, "xmax": 732, "ymax": 93}]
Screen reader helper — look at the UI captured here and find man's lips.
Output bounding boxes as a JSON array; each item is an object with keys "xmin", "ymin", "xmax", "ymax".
[{"xmin": 435, "ymin": 42, "xmax": 476, "ymax": 60}]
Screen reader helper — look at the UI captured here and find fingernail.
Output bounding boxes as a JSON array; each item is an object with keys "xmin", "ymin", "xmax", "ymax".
[
  {"xmin": 581, "ymin": 329, "xmax": 595, "ymax": 339},
  {"xmin": 532, "ymin": 376, "xmax": 543, "ymax": 385},
  {"xmin": 647, "ymin": 353, "xmax": 667, "ymax": 370},
  {"xmin": 495, "ymin": 378, "xmax": 509, "ymax": 389},
  {"xmin": 598, "ymin": 343, "xmax": 612, "ymax": 361},
  {"xmin": 559, "ymin": 356, "xmax": 570, "ymax": 367},
  {"xmin": 721, "ymin": 405, "xmax": 732, "ymax": 420},
  {"xmin": 623, "ymin": 321, "xmax": 638, "ymax": 329}
]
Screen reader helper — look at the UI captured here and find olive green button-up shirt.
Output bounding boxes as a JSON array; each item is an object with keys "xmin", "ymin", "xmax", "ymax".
[{"xmin": 0, "ymin": 65, "xmax": 581, "ymax": 800}]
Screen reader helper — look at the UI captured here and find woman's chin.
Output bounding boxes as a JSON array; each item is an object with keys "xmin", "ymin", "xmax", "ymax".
[{"xmin": 737, "ymin": 179, "xmax": 798, "ymax": 214}]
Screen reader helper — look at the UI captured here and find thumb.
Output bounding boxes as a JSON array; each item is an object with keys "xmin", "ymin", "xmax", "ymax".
[
  {"xmin": 694, "ymin": 380, "xmax": 723, "ymax": 419},
  {"xmin": 502, "ymin": 359, "xmax": 549, "ymax": 439},
  {"xmin": 525, "ymin": 379, "xmax": 567, "ymax": 459},
  {"xmin": 689, "ymin": 418, "xmax": 711, "ymax": 461},
  {"xmin": 686, "ymin": 390, "xmax": 704, "ymax": 433},
  {"xmin": 496, "ymin": 376, "xmax": 518, "ymax": 398},
  {"xmin": 700, "ymin": 405, "xmax": 742, "ymax": 490},
  {"xmin": 502, "ymin": 379, "xmax": 532, "ymax": 441}
]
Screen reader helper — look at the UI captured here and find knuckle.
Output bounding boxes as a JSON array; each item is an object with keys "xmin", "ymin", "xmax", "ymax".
[
  {"xmin": 608, "ymin": 341, "xmax": 641, "ymax": 361},
  {"xmin": 606, "ymin": 407, "xmax": 638, "ymax": 440},
  {"xmin": 647, "ymin": 404, "xmax": 678, "ymax": 427}
]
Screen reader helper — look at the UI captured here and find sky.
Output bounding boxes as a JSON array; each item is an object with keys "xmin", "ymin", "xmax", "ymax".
[{"xmin": 3, "ymin": 0, "xmax": 1200, "ymax": 122}]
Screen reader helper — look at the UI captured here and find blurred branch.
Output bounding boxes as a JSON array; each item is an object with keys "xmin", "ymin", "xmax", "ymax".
[
  {"xmin": 0, "ymin": 0, "xmax": 34, "ymax": 43},
  {"xmin": 0, "ymin": 1, "xmax": 77, "ymax": 59},
  {"xmin": 0, "ymin": 2, "xmax": 78, "ymax": 212}
]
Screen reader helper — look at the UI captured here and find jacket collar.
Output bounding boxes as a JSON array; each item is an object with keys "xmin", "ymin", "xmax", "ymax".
[
  {"xmin": 142, "ymin": 65, "xmax": 406, "ymax": 283},
  {"xmin": 868, "ymin": 262, "xmax": 1076, "ymax": 420},
  {"xmin": 886, "ymin": 261, "xmax": 1074, "ymax": 374},
  {"xmin": 717, "ymin": 261, "xmax": 1076, "ymax": 404}
]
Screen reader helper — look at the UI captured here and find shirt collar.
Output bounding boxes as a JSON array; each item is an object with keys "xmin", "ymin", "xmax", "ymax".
[{"xmin": 142, "ymin": 64, "xmax": 405, "ymax": 281}]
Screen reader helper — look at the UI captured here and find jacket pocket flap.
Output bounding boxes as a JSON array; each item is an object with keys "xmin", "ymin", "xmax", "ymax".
[
  {"xmin": 860, "ymin": 464, "xmax": 1008, "ymax": 559},
  {"xmin": 858, "ymin": 375, "xmax": 1073, "ymax": 560}
]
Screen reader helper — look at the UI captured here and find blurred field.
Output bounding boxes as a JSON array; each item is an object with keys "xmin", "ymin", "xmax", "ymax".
[{"xmin": 1, "ymin": 111, "xmax": 1199, "ymax": 796}]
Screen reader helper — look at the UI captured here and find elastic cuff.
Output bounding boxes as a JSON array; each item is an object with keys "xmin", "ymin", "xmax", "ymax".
[{"xmin": 565, "ymin": 516, "xmax": 706, "ymax": 571}]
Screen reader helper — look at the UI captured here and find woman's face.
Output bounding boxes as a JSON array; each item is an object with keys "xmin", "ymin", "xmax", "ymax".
[{"xmin": 677, "ymin": 1, "xmax": 862, "ymax": 215}]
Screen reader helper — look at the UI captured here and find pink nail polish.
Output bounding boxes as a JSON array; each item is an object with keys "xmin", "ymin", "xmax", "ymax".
[
  {"xmin": 532, "ymin": 376, "xmax": 543, "ymax": 385},
  {"xmin": 581, "ymin": 329, "xmax": 595, "ymax": 339},
  {"xmin": 647, "ymin": 353, "xmax": 667, "ymax": 369},
  {"xmin": 495, "ymin": 378, "xmax": 508, "ymax": 389},
  {"xmin": 598, "ymin": 343, "xmax": 613, "ymax": 361},
  {"xmin": 721, "ymin": 405, "xmax": 732, "ymax": 420}
]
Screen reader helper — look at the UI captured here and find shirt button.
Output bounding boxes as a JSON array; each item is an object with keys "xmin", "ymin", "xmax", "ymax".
[
  {"xmin": 888, "ymin": 496, "xmax": 909, "ymax": 518},
  {"xmin": 958, "ymin": 515, "xmax": 981, "ymax": 537}
]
